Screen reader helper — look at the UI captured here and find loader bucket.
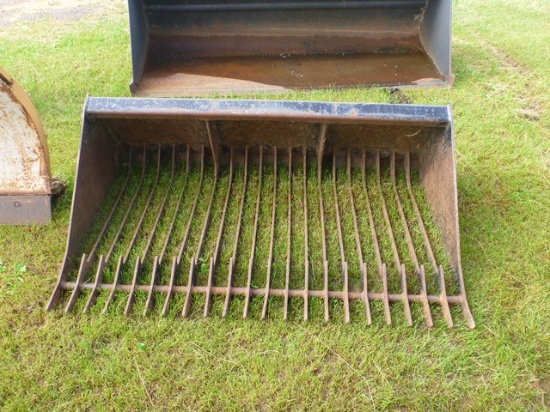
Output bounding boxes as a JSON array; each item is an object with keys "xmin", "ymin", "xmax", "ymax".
[
  {"xmin": 0, "ymin": 68, "xmax": 51, "ymax": 224},
  {"xmin": 128, "ymin": 0, "xmax": 453, "ymax": 96},
  {"xmin": 47, "ymin": 97, "xmax": 473, "ymax": 327}
]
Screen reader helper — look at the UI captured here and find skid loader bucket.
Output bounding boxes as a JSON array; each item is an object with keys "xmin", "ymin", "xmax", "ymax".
[
  {"xmin": 47, "ymin": 97, "xmax": 473, "ymax": 327},
  {"xmin": 0, "ymin": 68, "xmax": 51, "ymax": 224},
  {"xmin": 129, "ymin": 0, "xmax": 453, "ymax": 96}
]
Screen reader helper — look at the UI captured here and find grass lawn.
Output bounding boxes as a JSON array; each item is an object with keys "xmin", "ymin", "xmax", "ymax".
[{"xmin": 0, "ymin": 0, "xmax": 549, "ymax": 409}]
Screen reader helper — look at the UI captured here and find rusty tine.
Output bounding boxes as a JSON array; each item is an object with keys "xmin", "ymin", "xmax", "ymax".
[
  {"xmin": 82, "ymin": 255, "xmax": 106, "ymax": 313},
  {"xmin": 64, "ymin": 254, "xmax": 91, "ymax": 313},
  {"xmin": 381, "ymin": 264, "xmax": 391, "ymax": 325},
  {"xmin": 332, "ymin": 151, "xmax": 350, "ymax": 323},
  {"xmin": 362, "ymin": 262, "xmax": 372, "ymax": 325},
  {"xmin": 361, "ymin": 150, "xmax": 383, "ymax": 269},
  {"xmin": 87, "ymin": 150, "xmax": 133, "ymax": 263},
  {"xmin": 204, "ymin": 147, "xmax": 234, "ymax": 317},
  {"xmin": 244, "ymin": 146, "xmax": 263, "ymax": 319},
  {"xmin": 318, "ymin": 125, "xmax": 330, "ymax": 322},
  {"xmin": 203, "ymin": 257, "xmax": 216, "ymax": 317},
  {"xmin": 124, "ymin": 257, "xmax": 141, "ymax": 316},
  {"xmin": 404, "ymin": 152, "xmax": 437, "ymax": 273},
  {"xmin": 391, "ymin": 151, "xmax": 420, "ymax": 272},
  {"xmin": 193, "ymin": 149, "xmax": 219, "ymax": 268},
  {"xmin": 143, "ymin": 256, "xmax": 159, "ymax": 316},
  {"xmin": 141, "ymin": 145, "xmax": 177, "ymax": 264},
  {"xmin": 177, "ymin": 146, "xmax": 206, "ymax": 265},
  {"xmin": 106, "ymin": 147, "xmax": 147, "ymax": 263},
  {"xmin": 182, "ymin": 260, "xmax": 196, "ymax": 318},
  {"xmin": 224, "ymin": 147, "xmax": 249, "ymax": 317},
  {"xmin": 438, "ymin": 265, "xmax": 454, "ymax": 328},
  {"xmin": 376, "ymin": 150, "xmax": 402, "ymax": 280},
  {"xmin": 124, "ymin": 146, "xmax": 162, "ymax": 265},
  {"xmin": 159, "ymin": 145, "xmax": 190, "ymax": 264},
  {"xmin": 400, "ymin": 264, "xmax": 413, "ymax": 326},
  {"xmin": 342, "ymin": 261, "xmax": 350, "ymax": 324},
  {"xmin": 223, "ymin": 257, "xmax": 235, "ymax": 317},
  {"xmin": 302, "ymin": 147, "xmax": 309, "ymax": 321},
  {"xmin": 102, "ymin": 255, "xmax": 123, "ymax": 315},
  {"xmin": 283, "ymin": 148, "xmax": 292, "ymax": 321},
  {"xmin": 348, "ymin": 151, "xmax": 370, "ymax": 323},
  {"xmin": 420, "ymin": 265, "xmax": 434, "ymax": 327},
  {"xmin": 161, "ymin": 257, "xmax": 178, "ymax": 316},
  {"xmin": 262, "ymin": 147, "xmax": 277, "ymax": 320}
]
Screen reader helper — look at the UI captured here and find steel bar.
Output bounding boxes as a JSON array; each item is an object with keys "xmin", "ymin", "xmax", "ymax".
[
  {"xmin": 332, "ymin": 151, "xmax": 350, "ymax": 323},
  {"xmin": 177, "ymin": 147, "xmax": 206, "ymax": 265},
  {"xmin": 204, "ymin": 147, "xmax": 234, "ymax": 317},
  {"xmin": 262, "ymin": 148, "xmax": 278, "ymax": 320},
  {"xmin": 106, "ymin": 147, "xmax": 147, "ymax": 263},
  {"xmin": 283, "ymin": 148, "xmax": 292, "ymax": 321},
  {"xmin": 243, "ymin": 147, "xmax": 263, "ymax": 319},
  {"xmin": 61, "ymin": 280, "xmax": 465, "ymax": 304},
  {"xmin": 302, "ymin": 148, "xmax": 310, "ymax": 321},
  {"xmin": 347, "ymin": 151, "xmax": 371, "ymax": 324},
  {"xmin": 87, "ymin": 151, "xmax": 133, "ymax": 263},
  {"xmin": 318, "ymin": 124, "xmax": 330, "ymax": 322},
  {"xmin": 82, "ymin": 255, "xmax": 106, "ymax": 313},
  {"xmin": 123, "ymin": 146, "xmax": 162, "ymax": 264},
  {"xmin": 223, "ymin": 147, "xmax": 249, "ymax": 317}
]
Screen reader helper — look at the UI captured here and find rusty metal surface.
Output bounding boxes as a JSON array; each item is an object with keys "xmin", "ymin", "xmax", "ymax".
[
  {"xmin": 47, "ymin": 97, "xmax": 474, "ymax": 327},
  {"xmin": 128, "ymin": 0, "xmax": 452, "ymax": 96},
  {"xmin": 0, "ymin": 68, "xmax": 51, "ymax": 224}
]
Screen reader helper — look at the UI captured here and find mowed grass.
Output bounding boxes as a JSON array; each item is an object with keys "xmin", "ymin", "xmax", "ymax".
[{"xmin": 0, "ymin": 0, "xmax": 549, "ymax": 409}]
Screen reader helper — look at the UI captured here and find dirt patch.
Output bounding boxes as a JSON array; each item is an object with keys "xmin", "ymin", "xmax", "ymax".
[{"xmin": 0, "ymin": 0, "xmax": 125, "ymax": 28}]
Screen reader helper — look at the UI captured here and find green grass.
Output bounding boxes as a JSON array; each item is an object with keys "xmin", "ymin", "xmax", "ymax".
[{"xmin": 1, "ymin": 0, "xmax": 549, "ymax": 409}]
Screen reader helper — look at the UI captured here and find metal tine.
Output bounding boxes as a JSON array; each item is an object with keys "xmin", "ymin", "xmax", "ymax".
[
  {"xmin": 87, "ymin": 149, "xmax": 133, "ymax": 263},
  {"xmin": 302, "ymin": 148, "xmax": 309, "ymax": 321},
  {"xmin": 82, "ymin": 255, "xmax": 106, "ymax": 313},
  {"xmin": 123, "ymin": 146, "xmax": 162, "ymax": 265},
  {"xmin": 347, "ymin": 151, "xmax": 370, "ymax": 324},
  {"xmin": 404, "ymin": 153, "xmax": 438, "ymax": 273},
  {"xmin": 244, "ymin": 146, "xmax": 263, "ymax": 319},
  {"xmin": 177, "ymin": 146, "xmax": 206, "ymax": 265},
  {"xmin": 380, "ymin": 263, "xmax": 392, "ymax": 325},
  {"xmin": 142, "ymin": 146, "xmax": 177, "ymax": 315},
  {"xmin": 400, "ymin": 264, "xmax": 413, "ymax": 326},
  {"xmin": 161, "ymin": 257, "xmax": 178, "ymax": 316},
  {"xmin": 361, "ymin": 150, "xmax": 383, "ymax": 269},
  {"xmin": 106, "ymin": 146, "xmax": 147, "ymax": 263},
  {"xmin": 141, "ymin": 145, "xmax": 177, "ymax": 263},
  {"xmin": 124, "ymin": 257, "xmax": 142, "ymax": 316},
  {"xmin": 361, "ymin": 262, "xmax": 372, "ymax": 324},
  {"xmin": 361, "ymin": 151, "xmax": 386, "ymax": 324},
  {"xmin": 332, "ymin": 151, "xmax": 350, "ymax": 323},
  {"xmin": 120, "ymin": 147, "xmax": 162, "ymax": 316},
  {"xmin": 144, "ymin": 256, "xmax": 160, "ymax": 316},
  {"xmin": 102, "ymin": 255, "xmax": 123, "ymax": 315},
  {"xmin": 262, "ymin": 147, "xmax": 277, "ymax": 320},
  {"xmin": 193, "ymin": 146, "xmax": 219, "ymax": 268},
  {"xmin": 283, "ymin": 148, "xmax": 292, "ymax": 321},
  {"xmin": 390, "ymin": 151, "xmax": 420, "ymax": 275},
  {"xmin": 420, "ymin": 265, "xmax": 434, "ymax": 327},
  {"xmin": 405, "ymin": 153, "xmax": 475, "ymax": 328},
  {"xmin": 182, "ymin": 259, "xmax": 196, "ymax": 317},
  {"xmin": 204, "ymin": 147, "xmax": 234, "ymax": 317},
  {"xmin": 223, "ymin": 147, "xmax": 249, "ymax": 317},
  {"xmin": 158, "ymin": 146, "xmax": 190, "ymax": 316},
  {"xmin": 159, "ymin": 145, "xmax": 191, "ymax": 264},
  {"xmin": 438, "ymin": 265, "xmax": 454, "ymax": 327},
  {"xmin": 64, "ymin": 254, "xmax": 91, "ymax": 313},
  {"xmin": 317, "ymin": 124, "xmax": 330, "ymax": 322},
  {"xmin": 375, "ymin": 150, "xmax": 402, "ymax": 286}
]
